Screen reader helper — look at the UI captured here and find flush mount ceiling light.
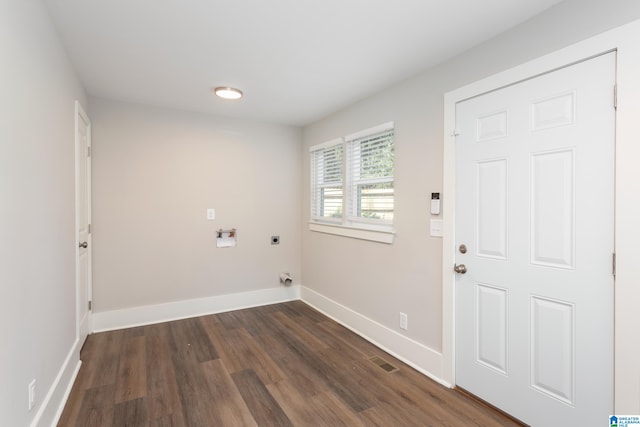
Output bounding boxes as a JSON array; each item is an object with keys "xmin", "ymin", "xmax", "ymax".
[{"xmin": 213, "ymin": 87, "xmax": 243, "ymax": 100}]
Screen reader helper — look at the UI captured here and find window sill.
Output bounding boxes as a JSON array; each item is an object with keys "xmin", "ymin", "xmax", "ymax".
[{"xmin": 308, "ymin": 221, "xmax": 395, "ymax": 244}]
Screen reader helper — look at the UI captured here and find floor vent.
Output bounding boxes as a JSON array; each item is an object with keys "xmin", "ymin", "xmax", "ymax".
[{"xmin": 368, "ymin": 355, "xmax": 399, "ymax": 373}]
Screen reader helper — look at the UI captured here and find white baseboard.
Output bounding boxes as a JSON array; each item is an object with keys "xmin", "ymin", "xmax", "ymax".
[
  {"xmin": 92, "ymin": 285, "xmax": 301, "ymax": 332},
  {"xmin": 300, "ymin": 286, "xmax": 450, "ymax": 388},
  {"xmin": 31, "ymin": 339, "xmax": 82, "ymax": 427}
]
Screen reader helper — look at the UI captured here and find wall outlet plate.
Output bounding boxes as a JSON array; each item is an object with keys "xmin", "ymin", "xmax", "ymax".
[{"xmin": 400, "ymin": 312, "xmax": 408, "ymax": 330}]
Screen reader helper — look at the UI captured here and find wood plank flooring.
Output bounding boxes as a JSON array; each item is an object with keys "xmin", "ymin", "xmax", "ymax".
[{"xmin": 58, "ymin": 301, "xmax": 523, "ymax": 426}]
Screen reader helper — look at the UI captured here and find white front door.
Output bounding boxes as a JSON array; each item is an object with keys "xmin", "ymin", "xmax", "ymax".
[
  {"xmin": 455, "ymin": 53, "xmax": 615, "ymax": 425},
  {"xmin": 75, "ymin": 101, "xmax": 92, "ymax": 347}
]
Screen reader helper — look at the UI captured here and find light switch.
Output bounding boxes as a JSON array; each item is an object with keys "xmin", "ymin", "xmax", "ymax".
[
  {"xmin": 207, "ymin": 208, "xmax": 215, "ymax": 220},
  {"xmin": 430, "ymin": 219, "xmax": 443, "ymax": 237}
]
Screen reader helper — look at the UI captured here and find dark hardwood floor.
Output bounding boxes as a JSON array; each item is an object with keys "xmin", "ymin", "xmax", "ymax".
[{"xmin": 58, "ymin": 301, "xmax": 523, "ymax": 426}]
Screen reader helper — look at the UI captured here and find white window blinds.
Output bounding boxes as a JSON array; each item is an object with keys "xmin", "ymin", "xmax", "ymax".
[
  {"xmin": 310, "ymin": 122, "xmax": 395, "ymax": 233},
  {"xmin": 346, "ymin": 124, "xmax": 394, "ymax": 224},
  {"xmin": 310, "ymin": 139, "xmax": 343, "ymax": 221}
]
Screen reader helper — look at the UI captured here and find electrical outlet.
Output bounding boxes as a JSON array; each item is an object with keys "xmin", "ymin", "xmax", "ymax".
[
  {"xmin": 206, "ymin": 208, "xmax": 215, "ymax": 220},
  {"xmin": 400, "ymin": 312, "xmax": 408, "ymax": 330},
  {"xmin": 28, "ymin": 379, "xmax": 36, "ymax": 411}
]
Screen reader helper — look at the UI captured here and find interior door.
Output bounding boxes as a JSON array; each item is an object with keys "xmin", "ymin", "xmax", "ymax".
[
  {"xmin": 75, "ymin": 101, "xmax": 92, "ymax": 346},
  {"xmin": 455, "ymin": 53, "xmax": 615, "ymax": 426}
]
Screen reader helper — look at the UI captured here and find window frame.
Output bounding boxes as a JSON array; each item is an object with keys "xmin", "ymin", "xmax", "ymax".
[{"xmin": 309, "ymin": 122, "xmax": 395, "ymax": 244}]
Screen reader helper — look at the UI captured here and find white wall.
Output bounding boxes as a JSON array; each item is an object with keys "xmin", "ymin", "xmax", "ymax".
[
  {"xmin": 301, "ymin": 0, "xmax": 640, "ymax": 407},
  {"xmin": 89, "ymin": 98, "xmax": 302, "ymax": 322},
  {"xmin": 0, "ymin": 0, "xmax": 86, "ymax": 426}
]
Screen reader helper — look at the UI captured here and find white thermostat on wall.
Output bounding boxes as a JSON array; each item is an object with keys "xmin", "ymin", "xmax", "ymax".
[{"xmin": 431, "ymin": 193, "xmax": 441, "ymax": 215}]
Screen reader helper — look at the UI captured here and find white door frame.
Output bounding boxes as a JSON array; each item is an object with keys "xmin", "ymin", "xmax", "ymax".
[
  {"xmin": 442, "ymin": 19, "xmax": 640, "ymax": 413},
  {"xmin": 75, "ymin": 100, "xmax": 92, "ymax": 342}
]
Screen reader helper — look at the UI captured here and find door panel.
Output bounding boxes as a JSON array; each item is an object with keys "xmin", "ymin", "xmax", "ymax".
[
  {"xmin": 530, "ymin": 296, "xmax": 574, "ymax": 405},
  {"xmin": 477, "ymin": 158, "xmax": 508, "ymax": 259},
  {"xmin": 476, "ymin": 284, "xmax": 508, "ymax": 375},
  {"xmin": 455, "ymin": 53, "xmax": 615, "ymax": 425},
  {"xmin": 530, "ymin": 149, "xmax": 574, "ymax": 268}
]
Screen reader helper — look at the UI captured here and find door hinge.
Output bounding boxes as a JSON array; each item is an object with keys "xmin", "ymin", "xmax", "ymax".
[
  {"xmin": 88, "ymin": 223, "xmax": 91, "ymax": 234},
  {"xmin": 87, "ymin": 146, "xmax": 91, "ymax": 157},
  {"xmin": 612, "ymin": 252, "xmax": 616, "ymax": 277},
  {"xmin": 88, "ymin": 300, "xmax": 92, "ymax": 311},
  {"xmin": 614, "ymin": 85, "xmax": 618, "ymax": 110},
  {"xmin": 451, "ymin": 129, "xmax": 461, "ymax": 137}
]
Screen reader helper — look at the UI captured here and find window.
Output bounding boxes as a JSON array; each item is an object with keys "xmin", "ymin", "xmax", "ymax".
[
  {"xmin": 346, "ymin": 125, "xmax": 394, "ymax": 224},
  {"xmin": 310, "ymin": 122, "xmax": 395, "ymax": 243},
  {"xmin": 310, "ymin": 139, "xmax": 343, "ymax": 221}
]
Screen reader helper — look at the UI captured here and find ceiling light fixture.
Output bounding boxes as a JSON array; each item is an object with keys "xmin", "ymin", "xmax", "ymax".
[{"xmin": 213, "ymin": 87, "xmax": 243, "ymax": 100}]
